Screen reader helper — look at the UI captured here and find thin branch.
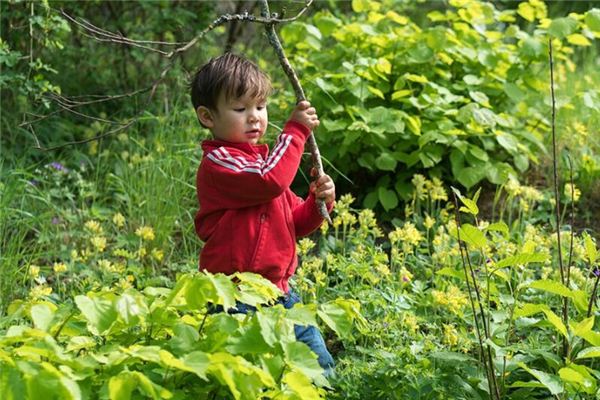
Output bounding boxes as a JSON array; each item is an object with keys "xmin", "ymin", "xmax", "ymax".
[
  {"xmin": 30, "ymin": 3, "xmax": 313, "ymax": 151},
  {"xmin": 258, "ymin": 0, "xmax": 331, "ymax": 224},
  {"xmin": 549, "ymin": 37, "xmax": 569, "ymax": 359}
]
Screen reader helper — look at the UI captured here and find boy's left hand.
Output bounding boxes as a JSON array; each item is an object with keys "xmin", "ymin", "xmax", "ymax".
[{"xmin": 310, "ymin": 168, "xmax": 335, "ymax": 204}]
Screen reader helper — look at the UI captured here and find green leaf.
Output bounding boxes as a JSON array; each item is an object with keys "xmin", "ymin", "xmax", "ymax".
[
  {"xmin": 375, "ymin": 153, "xmax": 397, "ymax": 171},
  {"xmin": 75, "ymin": 294, "xmax": 118, "ymax": 336},
  {"xmin": 378, "ymin": 187, "xmax": 398, "ymax": 211},
  {"xmin": 30, "ymin": 304, "xmax": 55, "ymax": 332},
  {"xmin": 542, "ymin": 309, "xmax": 567, "ymax": 337},
  {"xmin": 458, "ymin": 224, "xmax": 487, "ymax": 248},
  {"xmin": 283, "ymin": 341, "xmax": 327, "ymax": 387},
  {"xmin": 517, "ymin": 2, "xmax": 535, "ymax": 21},
  {"xmin": 430, "ymin": 351, "xmax": 474, "ymax": 363},
  {"xmin": 583, "ymin": 232, "xmax": 597, "ymax": 264},
  {"xmin": 571, "ymin": 316, "xmax": 594, "ymax": 337},
  {"xmin": 496, "ymin": 132, "xmax": 518, "ymax": 153},
  {"xmin": 160, "ymin": 350, "xmax": 209, "ymax": 381},
  {"xmin": 518, "ymin": 362, "xmax": 564, "ymax": 395},
  {"xmin": 558, "ymin": 365, "xmax": 596, "ymax": 394},
  {"xmin": 234, "ymin": 272, "xmax": 281, "ymax": 307},
  {"xmin": 576, "ymin": 346, "xmax": 600, "ymax": 359},
  {"xmin": 580, "ymin": 330, "xmax": 600, "ymax": 346},
  {"xmin": 456, "ymin": 166, "xmax": 486, "ymax": 189},
  {"xmin": 317, "ymin": 298, "xmax": 364, "ymax": 340},
  {"xmin": 487, "ymin": 221, "xmax": 509, "ymax": 237},
  {"xmin": 528, "ymin": 279, "xmax": 573, "ymax": 298},
  {"xmin": 496, "ymin": 253, "xmax": 548, "ymax": 268},
  {"xmin": 548, "ymin": 17, "xmax": 578, "ymax": 39},
  {"xmin": 585, "ymin": 9, "xmax": 600, "ymax": 32},
  {"xmin": 282, "ymin": 370, "xmax": 323, "ymax": 398},
  {"xmin": 367, "ymin": 86, "xmax": 385, "ymax": 99},
  {"xmin": 116, "ymin": 290, "xmax": 148, "ymax": 326}
]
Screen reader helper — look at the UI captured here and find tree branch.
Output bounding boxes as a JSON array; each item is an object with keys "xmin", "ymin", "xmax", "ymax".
[
  {"xmin": 258, "ymin": 0, "xmax": 331, "ymax": 224},
  {"xmin": 30, "ymin": 3, "xmax": 314, "ymax": 152}
]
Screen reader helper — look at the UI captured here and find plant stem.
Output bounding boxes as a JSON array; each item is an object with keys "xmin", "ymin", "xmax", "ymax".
[{"xmin": 548, "ymin": 37, "xmax": 568, "ymax": 358}]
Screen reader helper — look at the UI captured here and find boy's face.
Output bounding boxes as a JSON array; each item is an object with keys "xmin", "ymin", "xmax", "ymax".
[{"xmin": 197, "ymin": 92, "xmax": 268, "ymax": 145}]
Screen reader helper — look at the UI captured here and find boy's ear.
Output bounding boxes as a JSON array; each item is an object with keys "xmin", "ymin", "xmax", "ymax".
[{"xmin": 196, "ymin": 106, "xmax": 214, "ymax": 128}]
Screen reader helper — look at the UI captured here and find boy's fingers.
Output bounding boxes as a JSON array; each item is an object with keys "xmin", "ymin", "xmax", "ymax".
[{"xmin": 296, "ymin": 100, "xmax": 310, "ymax": 109}]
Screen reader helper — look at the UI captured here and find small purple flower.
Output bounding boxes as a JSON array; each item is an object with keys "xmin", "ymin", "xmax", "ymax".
[
  {"xmin": 594, "ymin": 268, "xmax": 600, "ymax": 278},
  {"xmin": 52, "ymin": 217, "xmax": 60, "ymax": 225},
  {"xmin": 402, "ymin": 276, "xmax": 409, "ymax": 282},
  {"xmin": 486, "ymin": 258, "xmax": 492, "ymax": 264},
  {"xmin": 49, "ymin": 162, "xmax": 68, "ymax": 172}
]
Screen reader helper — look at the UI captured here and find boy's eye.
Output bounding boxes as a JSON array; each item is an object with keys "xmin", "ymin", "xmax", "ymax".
[{"xmin": 233, "ymin": 108, "xmax": 245, "ymax": 112}]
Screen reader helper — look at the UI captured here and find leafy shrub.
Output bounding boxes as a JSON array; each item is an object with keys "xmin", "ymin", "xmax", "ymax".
[{"xmin": 275, "ymin": 0, "xmax": 600, "ymax": 214}]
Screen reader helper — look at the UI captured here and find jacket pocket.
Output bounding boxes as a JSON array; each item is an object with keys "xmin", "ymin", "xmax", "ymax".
[{"xmin": 249, "ymin": 212, "xmax": 268, "ymax": 269}]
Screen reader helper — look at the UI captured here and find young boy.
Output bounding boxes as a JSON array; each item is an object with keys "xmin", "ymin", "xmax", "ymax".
[{"xmin": 190, "ymin": 53, "xmax": 336, "ymax": 373}]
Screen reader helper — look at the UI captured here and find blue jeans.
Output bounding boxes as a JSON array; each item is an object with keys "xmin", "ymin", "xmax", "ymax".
[{"xmin": 210, "ymin": 291, "xmax": 335, "ymax": 375}]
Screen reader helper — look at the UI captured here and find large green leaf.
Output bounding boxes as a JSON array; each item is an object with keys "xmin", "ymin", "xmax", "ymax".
[
  {"xmin": 458, "ymin": 224, "xmax": 487, "ymax": 248},
  {"xmin": 527, "ymin": 280, "xmax": 573, "ymax": 298},
  {"xmin": 496, "ymin": 253, "xmax": 548, "ymax": 268},
  {"xmin": 283, "ymin": 341, "xmax": 328, "ymax": 387},
  {"xmin": 558, "ymin": 365, "xmax": 596, "ymax": 394},
  {"xmin": 576, "ymin": 346, "xmax": 600, "ymax": 359},
  {"xmin": 375, "ymin": 152, "xmax": 397, "ymax": 171},
  {"xmin": 548, "ymin": 17, "xmax": 578, "ymax": 39},
  {"xmin": 585, "ymin": 9, "xmax": 600, "ymax": 32},
  {"xmin": 317, "ymin": 299, "xmax": 364, "ymax": 340},
  {"xmin": 30, "ymin": 303, "xmax": 55, "ymax": 332},
  {"xmin": 518, "ymin": 362, "xmax": 564, "ymax": 395},
  {"xmin": 378, "ymin": 187, "xmax": 398, "ymax": 211},
  {"xmin": 75, "ymin": 294, "xmax": 118, "ymax": 336}
]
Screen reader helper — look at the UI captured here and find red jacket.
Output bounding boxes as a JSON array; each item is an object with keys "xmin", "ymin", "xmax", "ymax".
[{"xmin": 195, "ymin": 120, "xmax": 331, "ymax": 293}]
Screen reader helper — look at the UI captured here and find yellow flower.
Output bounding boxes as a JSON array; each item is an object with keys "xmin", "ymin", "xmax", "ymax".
[
  {"xmin": 320, "ymin": 221, "xmax": 329, "ymax": 235},
  {"xmin": 564, "ymin": 183, "xmax": 581, "ymax": 203},
  {"xmin": 424, "ymin": 214, "xmax": 435, "ymax": 230},
  {"xmin": 427, "ymin": 177, "xmax": 448, "ymax": 201},
  {"xmin": 297, "ymin": 238, "xmax": 316, "ymax": 257},
  {"xmin": 97, "ymin": 259, "xmax": 113, "ymax": 272},
  {"xmin": 112, "ymin": 213, "xmax": 125, "ymax": 228},
  {"xmin": 114, "ymin": 248, "xmax": 135, "ymax": 259},
  {"xmin": 29, "ymin": 285, "xmax": 52, "ymax": 300},
  {"xmin": 505, "ymin": 177, "xmax": 522, "ymax": 197},
  {"xmin": 29, "ymin": 265, "xmax": 40, "ymax": 278},
  {"xmin": 138, "ymin": 247, "xmax": 147, "ymax": 258},
  {"xmin": 403, "ymin": 313, "xmax": 419, "ymax": 333},
  {"xmin": 90, "ymin": 236, "xmax": 107, "ymax": 252},
  {"xmin": 151, "ymin": 248, "xmax": 164, "ymax": 262},
  {"xmin": 443, "ymin": 324, "xmax": 459, "ymax": 347},
  {"xmin": 411, "ymin": 174, "xmax": 427, "ymax": 200},
  {"xmin": 136, "ymin": 226, "xmax": 155, "ymax": 241},
  {"xmin": 53, "ymin": 262, "xmax": 68, "ymax": 273},
  {"xmin": 432, "ymin": 285, "xmax": 468, "ymax": 315},
  {"xmin": 400, "ymin": 266, "xmax": 413, "ymax": 282},
  {"xmin": 85, "ymin": 220, "xmax": 103, "ymax": 234}
]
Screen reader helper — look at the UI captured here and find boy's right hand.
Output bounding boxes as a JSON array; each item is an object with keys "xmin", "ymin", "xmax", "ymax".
[{"xmin": 290, "ymin": 101, "xmax": 320, "ymax": 131}]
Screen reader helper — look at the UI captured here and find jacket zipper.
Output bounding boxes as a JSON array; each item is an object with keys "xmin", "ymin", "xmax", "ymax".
[{"xmin": 249, "ymin": 213, "xmax": 267, "ymax": 268}]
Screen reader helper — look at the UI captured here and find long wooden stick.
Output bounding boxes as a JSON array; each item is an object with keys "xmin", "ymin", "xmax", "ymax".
[{"xmin": 258, "ymin": 0, "xmax": 332, "ymax": 224}]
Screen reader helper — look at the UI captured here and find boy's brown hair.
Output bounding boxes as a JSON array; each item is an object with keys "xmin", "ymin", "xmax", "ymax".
[{"xmin": 190, "ymin": 53, "xmax": 272, "ymax": 113}]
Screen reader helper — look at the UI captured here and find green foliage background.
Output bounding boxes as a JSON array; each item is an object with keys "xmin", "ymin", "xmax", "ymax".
[{"xmin": 2, "ymin": 0, "xmax": 600, "ymax": 399}]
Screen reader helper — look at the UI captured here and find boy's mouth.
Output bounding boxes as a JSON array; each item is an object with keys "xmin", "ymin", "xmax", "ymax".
[{"xmin": 245, "ymin": 129, "xmax": 260, "ymax": 136}]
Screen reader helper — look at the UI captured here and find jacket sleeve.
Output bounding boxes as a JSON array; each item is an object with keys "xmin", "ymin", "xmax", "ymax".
[
  {"xmin": 290, "ymin": 191, "xmax": 335, "ymax": 237},
  {"xmin": 201, "ymin": 121, "xmax": 310, "ymax": 209}
]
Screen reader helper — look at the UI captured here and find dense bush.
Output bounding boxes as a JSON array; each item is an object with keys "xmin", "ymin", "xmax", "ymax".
[{"xmin": 275, "ymin": 0, "xmax": 600, "ymax": 214}]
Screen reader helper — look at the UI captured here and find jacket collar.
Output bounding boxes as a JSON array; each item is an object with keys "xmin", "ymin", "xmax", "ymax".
[{"xmin": 201, "ymin": 139, "xmax": 269, "ymax": 158}]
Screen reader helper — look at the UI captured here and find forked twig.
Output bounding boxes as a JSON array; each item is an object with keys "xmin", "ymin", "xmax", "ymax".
[
  {"xmin": 29, "ymin": 2, "xmax": 313, "ymax": 152},
  {"xmin": 258, "ymin": 0, "xmax": 331, "ymax": 224}
]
